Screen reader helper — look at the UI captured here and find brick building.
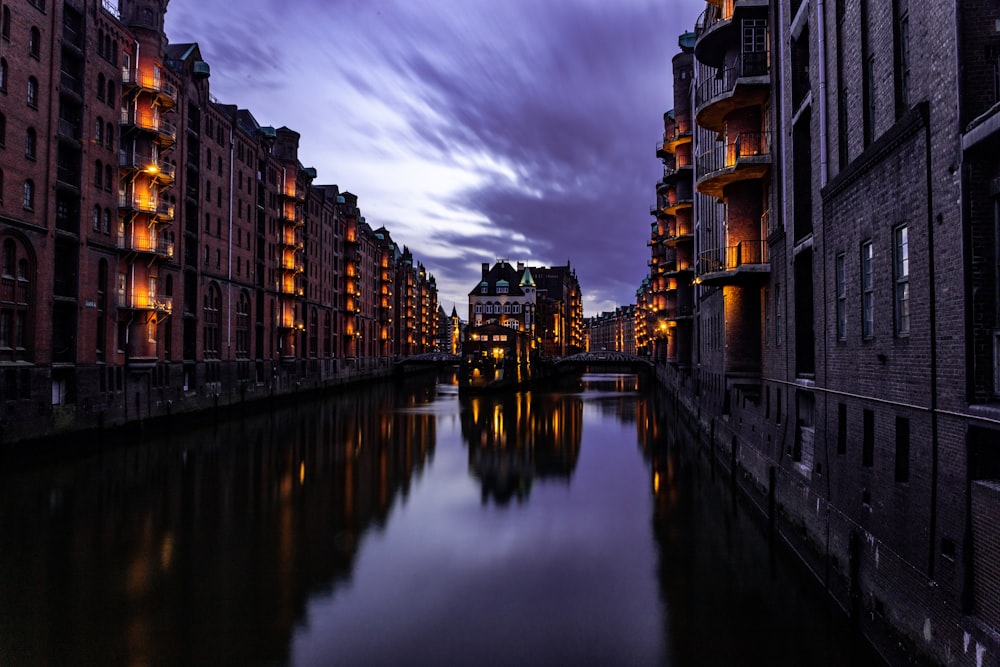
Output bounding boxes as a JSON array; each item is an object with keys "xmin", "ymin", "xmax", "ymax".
[
  {"xmin": 467, "ymin": 259, "xmax": 583, "ymax": 357},
  {"xmin": 585, "ymin": 305, "xmax": 637, "ymax": 355},
  {"xmin": 652, "ymin": 1, "xmax": 1000, "ymax": 663},
  {"xmin": 0, "ymin": 0, "xmax": 437, "ymax": 441}
]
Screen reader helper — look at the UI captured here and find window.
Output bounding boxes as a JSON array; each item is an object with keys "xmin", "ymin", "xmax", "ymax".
[
  {"xmin": 27, "ymin": 77, "xmax": 38, "ymax": 108},
  {"xmin": 95, "ymin": 160, "xmax": 103, "ymax": 188},
  {"xmin": 862, "ymin": 408, "xmax": 874, "ymax": 467},
  {"xmin": 28, "ymin": 27, "xmax": 40, "ymax": 59},
  {"xmin": 861, "ymin": 240, "xmax": 874, "ymax": 338},
  {"xmin": 895, "ymin": 416, "xmax": 910, "ymax": 483},
  {"xmin": 896, "ymin": 11, "xmax": 910, "ymax": 113},
  {"xmin": 0, "ymin": 168, "xmax": 4, "ymax": 205},
  {"xmin": 0, "ymin": 237, "xmax": 34, "ymax": 359},
  {"xmin": 203, "ymin": 283, "xmax": 221, "ymax": 357},
  {"xmin": 105, "ymin": 121, "xmax": 114, "ymax": 148},
  {"xmin": 1, "ymin": 7, "xmax": 10, "ymax": 41},
  {"xmin": 0, "ymin": 112, "xmax": 4, "ymax": 146},
  {"xmin": 836, "ymin": 253, "xmax": 847, "ymax": 340},
  {"xmin": 103, "ymin": 208, "xmax": 111, "ymax": 233},
  {"xmin": 236, "ymin": 291, "xmax": 250, "ymax": 357},
  {"xmin": 97, "ymin": 73, "xmax": 105, "ymax": 101},
  {"xmin": 22, "ymin": 180, "xmax": 34, "ymax": 210},
  {"xmin": 0, "ymin": 58, "xmax": 6, "ymax": 91},
  {"xmin": 864, "ymin": 54, "xmax": 876, "ymax": 145},
  {"xmin": 107, "ymin": 81, "xmax": 115, "ymax": 106},
  {"xmin": 24, "ymin": 128, "xmax": 36, "ymax": 160},
  {"xmin": 894, "ymin": 225, "xmax": 909, "ymax": 336},
  {"xmin": 93, "ymin": 206, "xmax": 101, "ymax": 231},
  {"xmin": 95, "ymin": 117, "xmax": 104, "ymax": 144}
]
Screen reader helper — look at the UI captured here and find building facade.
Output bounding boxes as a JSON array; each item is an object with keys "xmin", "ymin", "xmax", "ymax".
[
  {"xmin": 650, "ymin": 2, "xmax": 1000, "ymax": 663},
  {"xmin": 0, "ymin": 0, "xmax": 437, "ymax": 442}
]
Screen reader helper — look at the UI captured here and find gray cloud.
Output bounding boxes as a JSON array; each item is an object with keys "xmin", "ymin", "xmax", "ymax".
[{"xmin": 165, "ymin": 0, "xmax": 705, "ymax": 313}]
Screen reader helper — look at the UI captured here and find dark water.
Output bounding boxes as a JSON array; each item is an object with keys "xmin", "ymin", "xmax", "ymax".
[{"xmin": 0, "ymin": 373, "xmax": 881, "ymax": 666}]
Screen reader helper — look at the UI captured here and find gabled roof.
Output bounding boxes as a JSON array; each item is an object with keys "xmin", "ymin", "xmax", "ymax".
[{"xmin": 468, "ymin": 261, "xmax": 531, "ymax": 297}]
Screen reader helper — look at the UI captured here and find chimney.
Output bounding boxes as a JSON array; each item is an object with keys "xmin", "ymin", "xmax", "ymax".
[
  {"xmin": 517, "ymin": 262, "xmax": 524, "ymax": 271},
  {"xmin": 482, "ymin": 262, "xmax": 489, "ymax": 278}
]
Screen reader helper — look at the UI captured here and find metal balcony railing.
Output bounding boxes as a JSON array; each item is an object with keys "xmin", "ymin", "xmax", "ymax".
[
  {"xmin": 117, "ymin": 233, "xmax": 175, "ymax": 257},
  {"xmin": 697, "ymin": 131, "xmax": 771, "ymax": 179},
  {"xmin": 695, "ymin": 52, "xmax": 770, "ymax": 109},
  {"xmin": 698, "ymin": 240, "xmax": 769, "ymax": 275},
  {"xmin": 118, "ymin": 292, "xmax": 173, "ymax": 312}
]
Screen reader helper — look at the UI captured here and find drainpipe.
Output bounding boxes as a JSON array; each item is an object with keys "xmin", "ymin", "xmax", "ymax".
[
  {"xmin": 227, "ymin": 120, "xmax": 235, "ymax": 355},
  {"xmin": 922, "ymin": 102, "xmax": 939, "ymax": 580},
  {"xmin": 816, "ymin": 0, "xmax": 829, "ymax": 187}
]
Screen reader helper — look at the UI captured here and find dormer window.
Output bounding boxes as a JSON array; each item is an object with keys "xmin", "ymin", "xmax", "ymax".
[{"xmin": 497, "ymin": 286, "xmax": 508, "ymax": 294}]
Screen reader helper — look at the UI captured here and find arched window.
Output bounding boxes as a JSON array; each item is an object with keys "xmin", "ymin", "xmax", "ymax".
[
  {"xmin": 97, "ymin": 29, "xmax": 105, "ymax": 56},
  {"xmin": 0, "ymin": 58, "xmax": 6, "ymax": 92},
  {"xmin": 0, "ymin": 168, "xmax": 4, "ymax": 206},
  {"xmin": 0, "ymin": 236, "xmax": 35, "ymax": 361},
  {"xmin": 24, "ymin": 127, "xmax": 36, "ymax": 159},
  {"xmin": 28, "ymin": 27, "xmax": 40, "ymax": 59},
  {"xmin": 95, "ymin": 117, "xmax": 103, "ymax": 144},
  {"xmin": 104, "ymin": 34, "xmax": 112, "ymax": 60},
  {"xmin": 1, "ymin": 7, "xmax": 10, "ymax": 41},
  {"xmin": 105, "ymin": 121, "xmax": 114, "ymax": 148},
  {"xmin": 94, "ymin": 160, "xmax": 103, "ymax": 188},
  {"xmin": 27, "ymin": 77, "xmax": 38, "ymax": 108},
  {"xmin": 0, "ymin": 112, "xmax": 6, "ymax": 146},
  {"xmin": 97, "ymin": 73, "xmax": 105, "ymax": 101},
  {"xmin": 106, "ymin": 81, "xmax": 115, "ymax": 105},
  {"xmin": 22, "ymin": 180, "xmax": 34, "ymax": 210},
  {"xmin": 103, "ymin": 208, "xmax": 111, "ymax": 233},
  {"xmin": 104, "ymin": 164, "xmax": 113, "ymax": 191},
  {"xmin": 92, "ymin": 206, "xmax": 101, "ymax": 231}
]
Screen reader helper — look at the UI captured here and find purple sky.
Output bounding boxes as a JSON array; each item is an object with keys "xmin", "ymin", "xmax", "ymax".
[{"xmin": 164, "ymin": 0, "xmax": 704, "ymax": 316}]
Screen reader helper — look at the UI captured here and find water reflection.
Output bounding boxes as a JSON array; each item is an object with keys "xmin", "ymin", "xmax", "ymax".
[
  {"xmin": 461, "ymin": 390, "xmax": 582, "ymax": 504},
  {"xmin": 0, "ymin": 377, "xmax": 439, "ymax": 667},
  {"xmin": 0, "ymin": 374, "xmax": 881, "ymax": 666}
]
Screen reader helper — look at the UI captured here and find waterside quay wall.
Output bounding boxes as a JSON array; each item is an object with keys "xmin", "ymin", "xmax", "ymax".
[{"xmin": 654, "ymin": 364, "xmax": 1000, "ymax": 667}]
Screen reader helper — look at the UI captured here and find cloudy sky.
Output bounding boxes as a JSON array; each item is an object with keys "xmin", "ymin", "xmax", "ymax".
[{"xmin": 164, "ymin": 0, "xmax": 704, "ymax": 316}]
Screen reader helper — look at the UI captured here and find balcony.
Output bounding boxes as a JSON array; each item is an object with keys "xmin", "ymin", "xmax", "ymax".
[
  {"xmin": 664, "ymin": 304, "xmax": 695, "ymax": 322},
  {"xmin": 119, "ymin": 152, "xmax": 176, "ymax": 184},
  {"xmin": 662, "ymin": 157, "xmax": 693, "ymax": 185},
  {"xmin": 664, "ymin": 226, "xmax": 694, "ymax": 247},
  {"xmin": 118, "ymin": 292, "xmax": 173, "ymax": 313},
  {"xmin": 694, "ymin": 0, "xmax": 768, "ymax": 67},
  {"xmin": 119, "ymin": 194, "xmax": 175, "ymax": 222},
  {"xmin": 697, "ymin": 239, "xmax": 769, "ymax": 285},
  {"xmin": 122, "ymin": 69, "xmax": 177, "ymax": 109},
  {"xmin": 278, "ymin": 255, "xmax": 303, "ymax": 273},
  {"xmin": 280, "ymin": 230, "xmax": 303, "ymax": 250},
  {"xmin": 117, "ymin": 232, "xmax": 174, "ymax": 258},
  {"xmin": 57, "ymin": 118, "xmax": 82, "ymax": 143},
  {"xmin": 696, "ymin": 131, "xmax": 771, "ymax": 199},
  {"xmin": 695, "ymin": 53, "xmax": 770, "ymax": 132},
  {"xmin": 121, "ymin": 110, "xmax": 177, "ymax": 147},
  {"xmin": 59, "ymin": 70, "xmax": 84, "ymax": 98},
  {"xmin": 663, "ymin": 118, "xmax": 693, "ymax": 153}
]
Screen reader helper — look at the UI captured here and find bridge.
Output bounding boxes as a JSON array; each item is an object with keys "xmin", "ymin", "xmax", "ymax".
[
  {"xmin": 552, "ymin": 352, "xmax": 655, "ymax": 375},
  {"xmin": 394, "ymin": 352, "xmax": 460, "ymax": 368}
]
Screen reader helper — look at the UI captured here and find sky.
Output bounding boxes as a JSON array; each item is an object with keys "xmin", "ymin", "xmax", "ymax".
[{"xmin": 164, "ymin": 0, "xmax": 705, "ymax": 317}]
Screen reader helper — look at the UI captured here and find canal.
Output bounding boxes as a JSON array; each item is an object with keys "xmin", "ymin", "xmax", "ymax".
[{"xmin": 0, "ymin": 372, "xmax": 882, "ymax": 666}]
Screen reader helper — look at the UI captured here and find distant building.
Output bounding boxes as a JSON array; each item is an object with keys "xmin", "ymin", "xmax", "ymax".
[
  {"xmin": 467, "ymin": 260, "xmax": 583, "ymax": 356},
  {"xmin": 586, "ymin": 306, "xmax": 637, "ymax": 355}
]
